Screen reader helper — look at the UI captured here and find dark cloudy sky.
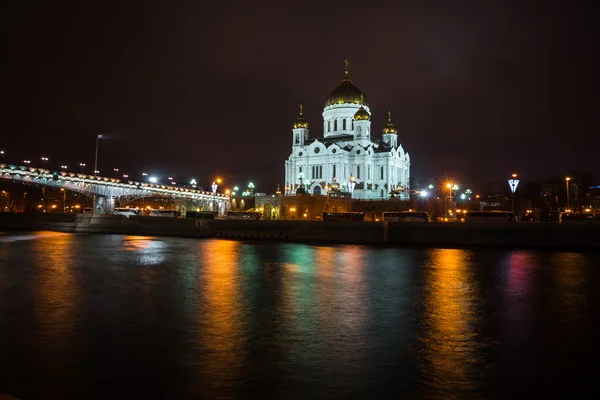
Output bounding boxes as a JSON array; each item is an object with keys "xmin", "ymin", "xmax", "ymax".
[{"xmin": 2, "ymin": 0, "xmax": 598, "ymax": 191}]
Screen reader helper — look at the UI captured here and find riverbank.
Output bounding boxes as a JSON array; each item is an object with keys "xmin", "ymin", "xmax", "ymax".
[{"xmin": 0, "ymin": 212, "xmax": 599, "ymax": 250}]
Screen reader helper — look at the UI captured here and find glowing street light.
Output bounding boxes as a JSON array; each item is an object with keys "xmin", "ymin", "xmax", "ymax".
[
  {"xmin": 348, "ymin": 175, "xmax": 356, "ymax": 197},
  {"xmin": 565, "ymin": 177, "xmax": 572, "ymax": 211},
  {"xmin": 23, "ymin": 160, "xmax": 31, "ymax": 165},
  {"xmin": 94, "ymin": 134, "xmax": 103, "ymax": 177},
  {"xmin": 508, "ymin": 173, "xmax": 520, "ymax": 213},
  {"xmin": 123, "ymin": 174, "xmax": 129, "ymax": 179},
  {"xmin": 113, "ymin": 168, "xmax": 119, "ymax": 178},
  {"xmin": 79, "ymin": 162, "xmax": 86, "ymax": 173},
  {"xmin": 420, "ymin": 190, "xmax": 429, "ymax": 198},
  {"xmin": 149, "ymin": 176, "xmax": 158, "ymax": 183},
  {"xmin": 61, "ymin": 165, "xmax": 68, "ymax": 170},
  {"xmin": 428, "ymin": 184, "xmax": 434, "ymax": 189},
  {"xmin": 41, "ymin": 157, "xmax": 49, "ymax": 168}
]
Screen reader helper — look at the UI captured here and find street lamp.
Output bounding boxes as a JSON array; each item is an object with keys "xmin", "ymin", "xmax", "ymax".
[
  {"xmin": 41, "ymin": 157, "xmax": 49, "ymax": 168},
  {"xmin": 565, "ymin": 177, "xmax": 572, "ymax": 211},
  {"xmin": 60, "ymin": 188, "xmax": 66, "ymax": 212},
  {"xmin": 79, "ymin": 162, "xmax": 86, "ymax": 173},
  {"xmin": 94, "ymin": 134, "xmax": 103, "ymax": 177},
  {"xmin": 149, "ymin": 176, "xmax": 158, "ymax": 183},
  {"xmin": 61, "ymin": 165, "xmax": 68, "ymax": 170},
  {"xmin": 113, "ymin": 168, "xmax": 119, "ymax": 178},
  {"xmin": 123, "ymin": 174, "xmax": 129, "ymax": 179},
  {"xmin": 23, "ymin": 160, "xmax": 31, "ymax": 165},
  {"xmin": 348, "ymin": 175, "xmax": 356, "ymax": 197},
  {"xmin": 508, "ymin": 173, "xmax": 520, "ymax": 213}
]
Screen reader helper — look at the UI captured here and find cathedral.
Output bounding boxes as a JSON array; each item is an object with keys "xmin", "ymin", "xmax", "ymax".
[{"xmin": 284, "ymin": 61, "xmax": 411, "ymax": 200}]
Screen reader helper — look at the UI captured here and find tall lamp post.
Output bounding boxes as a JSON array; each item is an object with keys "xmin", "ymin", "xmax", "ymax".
[
  {"xmin": 348, "ymin": 175, "xmax": 356, "ymax": 197},
  {"xmin": 94, "ymin": 134, "xmax": 103, "ymax": 176},
  {"xmin": 508, "ymin": 173, "xmax": 520, "ymax": 213},
  {"xmin": 444, "ymin": 183, "xmax": 452, "ymax": 221},
  {"xmin": 60, "ymin": 188, "xmax": 66, "ymax": 213},
  {"xmin": 79, "ymin": 162, "xmax": 86, "ymax": 174},
  {"xmin": 565, "ymin": 177, "xmax": 571, "ymax": 211}
]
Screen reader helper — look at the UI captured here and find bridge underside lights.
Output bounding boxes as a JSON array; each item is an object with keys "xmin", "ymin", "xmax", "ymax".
[{"xmin": 0, "ymin": 164, "xmax": 228, "ymax": 214}]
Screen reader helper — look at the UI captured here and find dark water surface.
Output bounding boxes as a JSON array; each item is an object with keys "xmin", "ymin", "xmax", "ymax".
[{"xmin": 0, "ymin": 232, "xmax": 599, "ymax": 399}]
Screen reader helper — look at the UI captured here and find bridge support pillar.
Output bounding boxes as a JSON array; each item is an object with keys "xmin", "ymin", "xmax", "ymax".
[{"xmin": 94, "ymin": 196, "xmax": 115, "ymax": 214}]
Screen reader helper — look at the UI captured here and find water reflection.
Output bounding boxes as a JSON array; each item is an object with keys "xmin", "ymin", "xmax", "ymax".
[
  {"xmin": 196, "ymin": 240, "xmax": 246, "ymax": 395},
  {"xmin": 121, "ymin": 236, "xmax": 166, "ymax": 266},
  {"xmin": 419, "ymin": 248, "xmax": 484, "ymax": 398},
  {"xmin": 503, "ymin": 251, "xmax": 538, "ymax": 325},
  {"xmin": 34, "ymin": 234, "xmax": 79, "ymax": 338},
  {"xmin": 550, "ymin": 252, "xmax": 588, "ymax": 336}
]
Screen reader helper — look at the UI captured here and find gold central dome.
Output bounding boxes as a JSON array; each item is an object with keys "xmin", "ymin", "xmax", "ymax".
[
  {"xmin": 293, "ymin": 104, "xmax": 309, "ymax": 129},
  {"xmin": 325, "ymin": 60, "xmax": 368, "ymax": 107},
  {"xmin": 382, "ymin": 111, "xmax": 397, "ymax": 134}
]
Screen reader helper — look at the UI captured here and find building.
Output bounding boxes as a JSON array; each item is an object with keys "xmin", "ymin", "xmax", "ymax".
[{"xmin": 284, "ymin": 61, "xmax": 411, "ymax": 200}]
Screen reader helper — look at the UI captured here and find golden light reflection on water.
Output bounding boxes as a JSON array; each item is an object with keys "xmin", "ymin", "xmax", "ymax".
[
  {"xmin": 197, "ymin": 239, "xmax": 245, "ymax": 393},
  {"xmin": 420, "ymin": 248, "xmax": 482, "ymax": 396},
  {"xmin": 33, "ymin": 233, "xmax": 79, "ymax": 341}
]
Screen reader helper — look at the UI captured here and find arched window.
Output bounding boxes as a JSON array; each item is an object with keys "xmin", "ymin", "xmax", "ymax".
[
  {"xmin": 295, "ymin": 134, "xmax": 299, "ymax": 144},
  {"xmin": 334, "ymin": 120, "xmax": 338, "ymax": 131},
  {"xmin": 343, "ymin": 119, "xmax": 346, "ymax": 130},
  {"xmin": 327, "ymin": 121, "xmax": 330, "ymax": 132}
]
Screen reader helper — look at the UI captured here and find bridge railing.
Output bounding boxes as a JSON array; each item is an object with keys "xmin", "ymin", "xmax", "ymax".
[{"xmin": 0, "ymin": 164, "xmax": 228, "ymax": 202}]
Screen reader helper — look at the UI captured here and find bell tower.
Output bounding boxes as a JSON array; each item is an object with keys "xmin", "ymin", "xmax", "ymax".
[
  {"xmin": 381, "ymin": 111, "xmax": 398, "ymax": 147},
  {"xmin": 353, "ymin": 94, "xmax": 371, "ymax": 146},
  {"xmin": 292, "ymin": 104, "xmax": 309, "ymax": 147}
]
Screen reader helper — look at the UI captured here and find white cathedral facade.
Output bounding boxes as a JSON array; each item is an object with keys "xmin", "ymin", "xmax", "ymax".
[{"xmin": 284, "ymin": 62, "xmax": 411, "ymax": 200}]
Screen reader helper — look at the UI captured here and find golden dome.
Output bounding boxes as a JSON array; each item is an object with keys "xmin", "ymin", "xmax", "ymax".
[
  {"xmin": 354, "ymin": 106, "xmax": 370, "ymax": 121},
  {"xmin": 293, "ymin": 104, "xmax": 309, "ymax": 129},
  {"xmin": 324, "ymin": 59, "xmax": 368, "ymax": 107},
  {"xmin": 382, "ymin": 111, "xmax": 397, "ymax": 134}
]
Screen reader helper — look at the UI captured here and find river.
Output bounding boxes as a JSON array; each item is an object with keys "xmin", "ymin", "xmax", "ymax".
[{"xmin": 0, "ymin": 231, "xmax": 599, "ymax": 399}]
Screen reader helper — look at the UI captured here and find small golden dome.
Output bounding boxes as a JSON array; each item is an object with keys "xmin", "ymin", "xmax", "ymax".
[
  {"xmin": 382, "ymin": 111, "xmax": 397, "ymax": 134},
  {"xmin": 324, "ymin": 59, "xmax": 368, "ymax": 107},
  {"xmin": 354, "ymin": 106, "xmax": 370, "ymax": 121},
  {"xmin": 293, "ymin": 104, "xmax": 309, "ymax": 129}
]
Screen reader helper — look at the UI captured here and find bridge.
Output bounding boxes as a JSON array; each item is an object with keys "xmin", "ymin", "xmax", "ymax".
[{"xmin": 0, "ymin": 163, "xmax": 229, "ymax": 214}]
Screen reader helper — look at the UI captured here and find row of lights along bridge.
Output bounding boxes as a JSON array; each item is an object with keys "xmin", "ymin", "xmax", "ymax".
[{"xmin": 1, "ymin": 147, "xmax": 255, "ymax": 197}]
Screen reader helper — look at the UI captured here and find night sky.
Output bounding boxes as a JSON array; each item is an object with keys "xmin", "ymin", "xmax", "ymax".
[{"xmin": 3, "ymin": 0, "xmax": 598, "ymax": 192}]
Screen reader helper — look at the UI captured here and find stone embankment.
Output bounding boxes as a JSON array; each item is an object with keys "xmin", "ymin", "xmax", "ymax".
[{"xmin": 0, "ymin": 213, "xmax": 599, "ymax": 250}]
